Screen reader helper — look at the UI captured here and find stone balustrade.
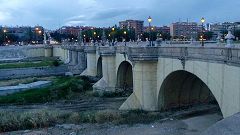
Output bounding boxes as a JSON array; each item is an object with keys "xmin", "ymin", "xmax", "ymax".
[{"xmin": 125, "ymin": 46, "xmax": 240, "ymax": 66}]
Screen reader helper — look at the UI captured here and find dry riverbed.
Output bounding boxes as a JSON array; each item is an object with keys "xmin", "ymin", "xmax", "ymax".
[
  {"xmin": 0, "ymin": 77, "xmax": 223, "ymax": 135},
  {"xmin": 2, "ymin": 113, "xmax": 222, "ymax": 135},
  {"xmin": 0, "ymin": 96, "xmax": 222, "ymax": 135}
]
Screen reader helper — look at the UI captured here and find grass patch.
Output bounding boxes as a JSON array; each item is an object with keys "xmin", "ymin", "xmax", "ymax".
[
  {"xmin": 0, "ymin": 60, "xmax": 63, "ymax": 69},
  {"xmin": 92, "ymin": 90, "xmax": 133, "ymax": 98},
  {"xmin": 0, "ymin": 76, "xmax": 92, "ymax": 104}
]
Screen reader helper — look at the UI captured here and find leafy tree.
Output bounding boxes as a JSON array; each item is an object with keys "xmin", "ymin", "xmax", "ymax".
[
  {"xmin": 0, "ymin": 29, "xmax": 4, "ymax": 45},
  {"xmin": 234, "ymin": 30, "xmax": 240, "ymax": 40},
  {"xmin": 204, "ymin": 31, "xmax": 214, "ymax": 40}
]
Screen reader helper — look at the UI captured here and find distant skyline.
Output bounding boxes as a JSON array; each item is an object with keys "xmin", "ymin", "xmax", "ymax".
[{"xmin": 0, "ymin": 0, "xmax": 240, "ymax": 30}]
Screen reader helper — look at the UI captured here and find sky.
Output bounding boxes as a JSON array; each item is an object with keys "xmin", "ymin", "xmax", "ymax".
[{"xmin": 0, "ymin": 0, "xmax": 240, "ymax": 30}]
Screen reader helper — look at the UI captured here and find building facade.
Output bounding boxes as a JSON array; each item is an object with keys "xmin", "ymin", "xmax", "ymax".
[
  {"xmin": 58, "ymin": 26, "xmax": 94, "ymax": 37},
  {"xmin": 170, "ymin": 22, "xmax": 201, "ymax": 40},
  {"xmin": 119, "ymin": 20, "xmax": 144, "ymax": 38}
]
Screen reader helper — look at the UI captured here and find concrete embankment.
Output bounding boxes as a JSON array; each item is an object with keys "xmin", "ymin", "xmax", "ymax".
[
  {"xmin": 0, "ymin": 65, "xmax": 68, "ymax": 80},
  {"xmin": 0, "ymin": 81, "xmax": 52, "ymax": 95}
]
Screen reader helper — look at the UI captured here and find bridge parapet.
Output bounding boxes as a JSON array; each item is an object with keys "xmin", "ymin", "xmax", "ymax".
[
  {"xmin": 115, "ymin": 46, "xmax": 127, "ymax": 54},
  {"xmin": 126, "ymin": 46, "xmax": 240, "ymax": 66},
  {"xmin": 75, "ymin": 46, "xmax": 85, "ymax": 52},
  {"xmin": 127, "ymin": 47, "xmax": 159, "ymax": 61},
  {"xmin": 98, "ymin": 46, "xmax": 116, "ymax": 56},
  {"xmin": 84, "ymin": 45, "xmax": 96, "ymax": 53}
]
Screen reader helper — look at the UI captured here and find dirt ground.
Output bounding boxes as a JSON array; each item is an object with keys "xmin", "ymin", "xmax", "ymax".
[
  {"xmin": 0, "ymin": 85, "xmax": 223, "ymax": 135},
  {"xmin": 2, "ymin": 113, "xmax": 222, "ymax": 135},
  {"xmin": 0, "ymin": 97, "xmax": 223, "ymax": 135}
]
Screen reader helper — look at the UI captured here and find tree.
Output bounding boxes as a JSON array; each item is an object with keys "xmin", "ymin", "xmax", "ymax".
[
  {"xmin": 0, "ymin": 29, "xmax": 4, "ymax": 45},
  {"xmin": 6, "ymin": 34, "xmax": 18, "ymax": 43},
  {"xmin": 204, "ymin": 31, "xmax": 214, "ymax": 40},
  {"xmin": 234, "ymin": 30, "xmax": 240, "ymax": 40},
  {"xmin": 197, "ymin": 31, "xmax": 214, "ymax": 41}
]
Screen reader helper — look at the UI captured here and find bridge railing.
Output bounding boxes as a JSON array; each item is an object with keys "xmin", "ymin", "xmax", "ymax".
[{"xmin": 127, "ymin": 46, "xmax": 240, "ymax": 66}]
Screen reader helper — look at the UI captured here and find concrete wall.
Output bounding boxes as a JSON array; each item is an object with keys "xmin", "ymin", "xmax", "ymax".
[
  {"xmin": 0, "ymin": 66, "xmax": 68, "ymax": 80},
  {"xmin": 0, "ymin": 46, "xmax": 45, "ymax": 60},
  {"xmin": 0, "ymin": 45, "xmax": 68, "ymax": 61},
  {"xmin": 53, "ymin": 46, "xmax": 66, "ymax": 60}
]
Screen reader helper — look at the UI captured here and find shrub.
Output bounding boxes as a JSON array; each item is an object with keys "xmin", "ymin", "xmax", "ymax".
[
  {"xmin": 95, "ymin": 110, "xmax": 121, "ymax": 124},
  {"xmin": 0, "ymin": 109, "xmax": 65, "ymax": 132},
  {"xmin": 52, "ymin": 60, "xmax": 60, "ymax": 67}
]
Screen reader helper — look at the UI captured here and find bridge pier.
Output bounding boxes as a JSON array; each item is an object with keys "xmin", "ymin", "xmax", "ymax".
[
  {"xmin": 68, "ymin": 46, "xmax": 78, "ymax": 66},
  {"xmin": 120, "ymin": 61, "xmax": 158, "ymax": 111},
  {"xmin": 68, "ymin": 50, "xmax": 73, "ymax": 65},
  {"xmin": 93, "ymin": 55, "xmax": 117, "ymax": 93},
  {"xmin": 76, "ymin": 46, "xmax": 87, "ymax": 73},
  {"xmin": 81, "ymin": 46, "xmax": 97, "ymax": 76},
  {"xmin": 72, "ymin": 50, "xmax": 78, "ymax": 66},
  {"xmin": 93, "ymin": 46, "xmax": 116, "ymax": 93},
  {"xmin": 64, "ymin": 48, "xmax": 69, "ymax": 64},
  {"xmin": 62, "ymin": 45, "xmax": 87, "ymax": 75}
]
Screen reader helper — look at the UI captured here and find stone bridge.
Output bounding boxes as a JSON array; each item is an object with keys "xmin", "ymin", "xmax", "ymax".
[
  {"xmin": 2, "ymin": 43, "xmax": 240, "ymax": 118},
  {"xmin": 58, "ymin": 42, "xmax": 240, "ymax": 118}
]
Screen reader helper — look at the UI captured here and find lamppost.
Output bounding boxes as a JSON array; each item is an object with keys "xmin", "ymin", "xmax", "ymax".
[
  {"xmin": 124, "ymin": 31, "xmax": 127, "ymax": 46},
  {"xmin": 112, "ymin": 27, "xmax": 115, "ymax": 46},
  {"xmin": 3, "ymin": 29, "xmax": 7, "ymax": 45},
  {"xmin": 201, "ymin": 17, "xmax": 205, "ymax": 47},
  {"xmin": 83, "ymin": 34, "xmax": 86, "ymax": 44},
  {"xmin": 93, "ymin": 31, "xmax": 97, "ymax": 43},
  {"xmin": 108, "ymin": 34, "xmax": 111, "ymax": 46},
  {"xmin": 148, "ymin": 16, "xmax": 152, "ymax": 46}
]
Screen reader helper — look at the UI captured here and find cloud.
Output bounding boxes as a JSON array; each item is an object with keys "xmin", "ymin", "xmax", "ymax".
[
  {"xmin": 0, "ymin": 0, "xmax": 240, "ymax": 29},
  {"xmin": 64, "ymin": 6, "xmax": 146, "ymax": 27},
  {"xmin": 0, "ymin": 11, "xmax": 12, "ymax": 22}
]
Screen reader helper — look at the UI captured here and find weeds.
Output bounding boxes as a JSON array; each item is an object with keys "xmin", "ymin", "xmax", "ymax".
[{"xmin": 0, "ymin": 109, "xmax": 163, "ymax": 132}]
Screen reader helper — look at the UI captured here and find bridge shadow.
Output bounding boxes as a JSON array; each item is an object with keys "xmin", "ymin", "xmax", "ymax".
[
  {"xmin": 116, "ymin": 61, "xmax": 133, "ymax": 95},
  {"xmin": 158, "ymin": 70, "xmax": 223, "ymax": 117},
  {"xmin": 97, "ymin": 56, "xmax": 103, "ymax": 78}
]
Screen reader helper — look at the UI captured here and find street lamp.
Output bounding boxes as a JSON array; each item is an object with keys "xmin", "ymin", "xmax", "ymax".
[
  {"xmin": 93, "ymin": 32, "xmax": 97, "ymax": 42},
  {"xmin": 3, "ymin": 29, "xmax": 7, "ymax": 45},
  {"xmin": 112, "ymin": 27, "xmax": 115, "ymax": 45},
  {"xmin": 148, "ymin": 16, "xmax": 152, "ymax": 46},
  {"xmin": 124, "ymin": 31, "xmax": 127, "ymax": 46},
  {"xmin": 201, "ymin": 17, "xmax": 205, "ymax": 47},
  {"xmin": 83, "ymin": 34, "xmax": 86, "ymax": 43}
]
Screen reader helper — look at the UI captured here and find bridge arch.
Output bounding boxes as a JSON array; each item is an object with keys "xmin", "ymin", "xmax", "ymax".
[
  {"xmin": 116, "ymin": 61, "xmax": 133, "ymax": 92},
  {"xmin": 158, "ymin": 70, "xmax": 223, "ymax": 115},
  {"xmin": 96, "ymin": 56, "xmax": 103, "ymax": 78}
]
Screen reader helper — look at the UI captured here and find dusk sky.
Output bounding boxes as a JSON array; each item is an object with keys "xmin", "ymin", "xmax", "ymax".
[{"xmin": 0, "ymin": 0, "xmax": 239, "ymax": 29}]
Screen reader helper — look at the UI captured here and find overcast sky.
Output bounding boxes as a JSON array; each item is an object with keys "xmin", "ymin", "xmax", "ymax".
[{"xmin": 0, "ymin": 0, "xmax": 239, "ymax": 29}]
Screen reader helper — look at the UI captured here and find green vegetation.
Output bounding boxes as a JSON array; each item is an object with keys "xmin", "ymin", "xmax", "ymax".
[
  {"xmin": 93, "ymin": 90, "xmax": 133, "ymax": 98},
  {"xmin": 0, "ymin": 76, "xmax": 56, "ymax": 87},
  {"xmin": 0, "ymin": 76, "xmax": 92, "ymax": 104},
  {"xmin": 0, "ymin": 60, "xmax": 63, "ymax": 69}
]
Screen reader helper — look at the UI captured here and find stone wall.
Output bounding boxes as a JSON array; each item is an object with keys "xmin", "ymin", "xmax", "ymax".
[
  {"xmin": 0, "ymin": 46, "xmax": 46, "ymax": 61},
  {"xmin": 0, "ymin": 65, "xmax": 68, "ymax": 80}
]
